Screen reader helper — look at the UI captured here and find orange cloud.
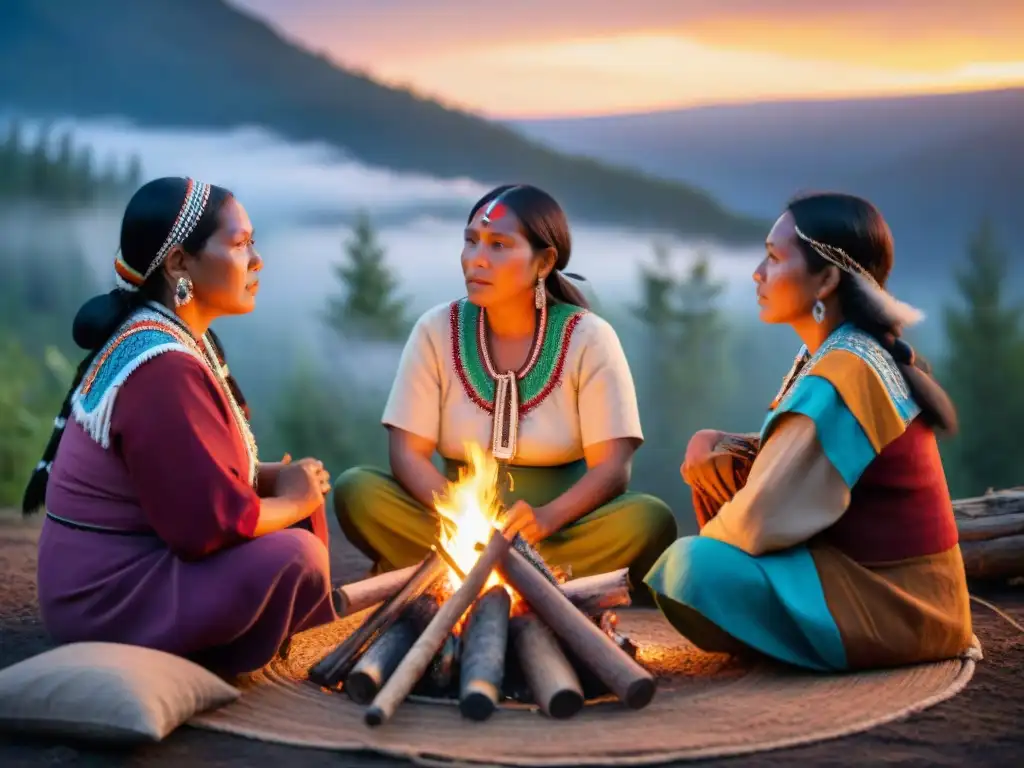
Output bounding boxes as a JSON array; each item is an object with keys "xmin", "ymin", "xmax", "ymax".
[{"xmin": 231, "ymin": 0, "xmax": 1024, "ymax": 116}]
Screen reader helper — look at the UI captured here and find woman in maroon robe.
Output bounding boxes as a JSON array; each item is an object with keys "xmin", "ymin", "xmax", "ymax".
[{"xmin": 24, "ymin": 177, "xmax": 337, "ymax": 676}]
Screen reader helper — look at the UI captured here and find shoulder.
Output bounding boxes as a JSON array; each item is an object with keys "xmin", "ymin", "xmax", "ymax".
[
  {"xmin": 804, "ymin": 325, "xmax": 917, "ymax": 421},
  {"xmin": 563, "ymin": 309, "xmax": 624, "ymax": 358},
  {"xmin": 409, "ymin": 301, "xmax": 456, "ymax": 342}
]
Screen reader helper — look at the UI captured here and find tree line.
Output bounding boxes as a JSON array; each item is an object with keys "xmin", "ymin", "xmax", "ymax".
[
  {"xmin": 0, "ymin": 121, "xmax": 142, "ymax": 205},
  {"xmin": 0, "ymin": 151, "xmax": 1021, "ymax": 517}
]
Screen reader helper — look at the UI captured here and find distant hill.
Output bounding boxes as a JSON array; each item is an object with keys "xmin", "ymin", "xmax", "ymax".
[
  {"xmin": 512, "ymin": 88, "xmax": 1024, "ymax": 279},
  {"xmin": 0, "ymin": 0, "xmax": 763, "ymax": 243}
]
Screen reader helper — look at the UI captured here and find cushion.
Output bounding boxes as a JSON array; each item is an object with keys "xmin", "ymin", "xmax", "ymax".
[{"xmin": 0, "ymin": 642, "xmax": 240, "ymax": 743}]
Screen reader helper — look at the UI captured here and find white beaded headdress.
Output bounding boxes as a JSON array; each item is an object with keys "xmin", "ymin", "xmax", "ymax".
[
  {"xmin": 793, "ymin": 225, "xmax": 923, "ymax": 330},
  {"xmin": 114, "ymin": 178, "xmax": 212, "ymax": 291}
]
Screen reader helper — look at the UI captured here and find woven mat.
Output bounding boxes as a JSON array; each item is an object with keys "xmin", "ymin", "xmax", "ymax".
[{"xmin": 190, "ymin": 609, "xmax": 981, "ymax": 765}]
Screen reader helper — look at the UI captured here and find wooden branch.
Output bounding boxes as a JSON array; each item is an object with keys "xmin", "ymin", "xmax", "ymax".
[
  {"xmin": 344, "ymin": 594, "xmax": 440, "ymax": 704},
  {"xmin": 953, "ymin": 489, "xmax": 1024, "ymax": 519},
  {"xmin": 510, "ymin": 613, "xmax": 583, "ymax": 719},
  {"xmin": 366, "ymin": 530, "xmax": 512, "ymax": 726},
  {"xmin": 332, "ymin": 565, "xmax": 420, "ymax": 617},
  {"xmin": 960, "ymin": 534, "xmax": 1024, "ymax": 580},
  {"xmin": 498, "ymin": 548, "xmax": 655, "ymax": 710},
  {"xmin": 559, "ymin": 569, "xmax": 631, "ymax": 615},
  {"xmin": 957, "ymin": 512, "xmax": 1024, "ymax": 542},
  {"xmin": 309, "ymin": 552, "xmax": 445, "ymax": 688},
  {"xmin": 459, "ymin": 585, "xmax": 511, "ymax": 721}
]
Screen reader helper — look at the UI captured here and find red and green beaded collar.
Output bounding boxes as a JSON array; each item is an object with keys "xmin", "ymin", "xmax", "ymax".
[{"xmin": 449, "ymin": 298, "xmax": 585, "ymax": 415}]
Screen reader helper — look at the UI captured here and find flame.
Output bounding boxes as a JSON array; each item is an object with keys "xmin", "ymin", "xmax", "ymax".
[{"xmin": 433, "ymin": 443, "xmax": 507, "ymax": 593}]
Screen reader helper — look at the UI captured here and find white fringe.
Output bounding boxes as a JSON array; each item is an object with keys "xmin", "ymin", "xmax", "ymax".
[
  {"xmin": 70, "ymin": 342, "xmax": 204, "ymax": 449},
  {"xmin": 852, "ymin": 272, "xmax": 925, "ymax": 330}
]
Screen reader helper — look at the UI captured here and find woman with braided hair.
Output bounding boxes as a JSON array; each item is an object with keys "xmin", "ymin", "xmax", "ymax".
[
  {"xmin": 646, "ymin": 192, "xmax": 973, "ymax": 671},
  {"xmin": 27, "ymin": 177, "xmax": 336, "ymax": 676}
]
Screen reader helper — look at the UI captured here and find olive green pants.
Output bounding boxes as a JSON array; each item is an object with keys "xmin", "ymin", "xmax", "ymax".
[{"xmin": 332, "ymin": 461, "xmax": 677, "ymax": 597}]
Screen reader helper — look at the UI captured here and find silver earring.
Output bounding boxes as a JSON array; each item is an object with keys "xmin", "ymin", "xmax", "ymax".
[
  {"xmin": 534, "ymin": 277, "xmax": 546, "ymax": 310},
  {"xmin": 812, "ymin": 300, "xmax": 826, "ymax": 324},
  {"xmin": 174, "ymin": 276, "xmax": 194, "ymax": 308}
]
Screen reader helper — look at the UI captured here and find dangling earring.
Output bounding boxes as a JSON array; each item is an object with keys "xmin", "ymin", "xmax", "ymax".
[
  {"xmin": 174, "ymin": 276, "xmax": 194, "ymax": 308},
  {"xmin": 812, "ymin": 299, "xmax": 826, "ymax": 324},
  {"xmin": 534, "ymin": 277, "xmax": 546, "ymax": 310}
]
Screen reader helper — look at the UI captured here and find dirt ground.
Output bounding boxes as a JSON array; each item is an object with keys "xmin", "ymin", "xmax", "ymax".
[{"xmin": 2, "ymin": 515, "xmax": 1023, "ymax": 767}]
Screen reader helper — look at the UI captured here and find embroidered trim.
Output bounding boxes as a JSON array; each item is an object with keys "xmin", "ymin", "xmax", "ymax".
[
  {"xmin": 767, "ymin": 324, "xmax": 916, "ymax": 426},
  {"xmin": 450, "ymin": 299, "xmax": 585, "ymax": 415},
  {"xmin": 71, "ymin": 304, "xmax": 258, "ymax": 486}
]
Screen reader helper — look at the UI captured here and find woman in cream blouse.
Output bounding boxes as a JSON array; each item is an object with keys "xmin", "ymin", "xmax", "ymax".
[{"xmin": 333, "ymin": 184, "xmax": 676, "ymax": 592}]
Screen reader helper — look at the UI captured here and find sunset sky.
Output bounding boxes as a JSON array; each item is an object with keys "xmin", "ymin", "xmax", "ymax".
[{"xmin": 230, "ymin": 0, "xmax": 1024, "ymax": 118}]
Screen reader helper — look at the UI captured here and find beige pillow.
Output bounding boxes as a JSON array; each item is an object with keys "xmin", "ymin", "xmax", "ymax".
[{"xmin": 0, "ymin": 642, "xmax": 240, "ymax": 743}]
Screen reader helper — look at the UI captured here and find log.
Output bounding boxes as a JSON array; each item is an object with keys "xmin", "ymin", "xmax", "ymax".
[
  {"xmin": 957, "ymin": 512, "xmax": 1024, "ymax": 542},
  {"xmin": 560, "ymin": 569, "xmax": 631, "ymax": 615},
  {"xmin": 498, "ymin": 548, "xmax": 655, "ymax": 709},
  {"xmin": 309, "ymin": 552, "xmax": 445, "ymax": 688},
  {"xmin": 510, "ymin": 613, "xmax": 583, "ymax": 719},
  {"xmin": 459, "ymin": 585, "xmax": 511, "ymax": 721},
  {"xmin": 960, "ymin": 534, "xmax": 1024, "ymax": 580},
  {"xmin": 426, "ymin": 634, "xmax": 460, "ymax": 695},
  {"xmin": 512, "ymin": 534, "xmax": 559, "ymax": 585},
  {"xmin": 366, "ymin": 530, "xmax": 512, "ymax": 726},
  {"xmin": 953, "ymin": 489, "xmax": 1024, "ymax": 519},
  {"xmin": 344, "ymin": 594, "xmax": 440, "ymax": 704},
  {"xmin": 332, "ymin": 564, "xmax": 420, "ymax": 616}
]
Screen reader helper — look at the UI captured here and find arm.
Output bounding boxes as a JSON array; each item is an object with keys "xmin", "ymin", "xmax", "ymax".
[
  {"xmin": 536, "ymin": 437, "xmax": 636, "ymax": 532},
  {"xmin": 380, "ymin": 310, "xmax": 446, "ymax": 505},
  {"xmin": 535, "ymin": 317, "xmax": 643, "ymax": 533},
  {"xmin": 700, "ymin": 413, "xmax": 850, "ymax": 556},
  {"xmin": 388, "ymin": 428, "xmax": 449, "ymax": 509},
  {"xmin": 114, "ymin": 352, "xmax": 264, "ymax": 560}
]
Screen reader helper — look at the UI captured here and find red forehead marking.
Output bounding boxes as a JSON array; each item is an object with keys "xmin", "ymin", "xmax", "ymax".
[{"xmin": 482, "ymin": 201, "xmax": 507, "ymax": 223}]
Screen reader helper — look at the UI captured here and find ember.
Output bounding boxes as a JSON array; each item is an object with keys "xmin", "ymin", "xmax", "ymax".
[{"xmin": 308, "ymin": 442, "xmax": 654, "ymax": 724}]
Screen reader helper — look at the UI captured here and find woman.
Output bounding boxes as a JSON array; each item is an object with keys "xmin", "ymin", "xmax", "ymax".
[
  {"xmin": 645, "ymin": 192, "xmax": 973, "ymax": 671},
  {"xmin": 26, "ymin": 177, "xmax": 336, "ymax": 676},
  {"xmin": 334, "ymin": 184, "xmax": 676, "ymax": 590}
]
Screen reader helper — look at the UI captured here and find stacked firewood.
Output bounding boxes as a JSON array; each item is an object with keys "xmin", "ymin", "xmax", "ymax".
[{"xmin": 955, "ymin": 487, "xmax": 1024, "ymax": 580}]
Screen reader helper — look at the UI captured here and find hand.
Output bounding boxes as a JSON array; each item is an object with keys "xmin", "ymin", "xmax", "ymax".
[
  {"xmin": 277, "ymin": 457, "xmax": 331, "ymax": 510},
  {"xmin": 502, "ymin": 501, "xmax": 553, "ymax": 546},
  {"xmin": 682, "ymin": 429, "xmax": 724, "ymax": 477}
]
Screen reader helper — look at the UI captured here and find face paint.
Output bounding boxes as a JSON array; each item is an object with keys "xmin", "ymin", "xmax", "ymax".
[{"xmin": 481, "ymin": 199, "xmax": 507, "ymax": 226}]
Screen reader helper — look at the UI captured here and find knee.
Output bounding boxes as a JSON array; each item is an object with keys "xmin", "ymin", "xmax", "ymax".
[
  {"xmin": 628, "ymin": 495, "xmax": 678, "ymax": 551},
  {"xmin": 644, "ymin": 535, "xmax": 719, "ymax": 603},
  {"xmin": 682, "ymin": 430, "xmax": 720, "ymax": 484},
  {"xmin": 332, "ymin": 466, "xmax": 382, "ymax": 533}
]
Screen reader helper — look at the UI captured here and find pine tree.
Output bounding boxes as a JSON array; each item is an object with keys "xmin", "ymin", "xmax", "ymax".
[
  {"xmin": 632, "ymin": 244, "xmax": 731, "ymax": 514},
  {"xmin": 324, "ymin": 211, "xmax": 409, "ymax": 341},
  {"xmin": 942, "ymin": 220, "xmax": 1024, "ymax": 496}
]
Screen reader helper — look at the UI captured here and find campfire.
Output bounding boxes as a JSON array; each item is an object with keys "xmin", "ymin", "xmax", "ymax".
[{"xmin": 309, "ymin": 444, "xmax": 655, "ymax": 724}]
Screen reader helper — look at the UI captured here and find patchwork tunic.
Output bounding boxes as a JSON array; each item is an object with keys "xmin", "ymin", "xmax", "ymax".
[
  {"xmin": 334, "ymin": 299, "xmax": 677, "ymax": 588},
  {"xmin": 645, "ymin": 323, "xmax": 973, "ymax": 671},
  {"xmin": 37, "ymin": 305, "xmax": 336, "ymax": 676}
]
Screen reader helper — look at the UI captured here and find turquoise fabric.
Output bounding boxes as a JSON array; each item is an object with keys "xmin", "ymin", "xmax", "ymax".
[
  {"xmin": 762, "ymin": 375, "xmax": 876, "ymax": 488},
  {"xmin": 644, "ymin": 536, "xmax": 848, "ymax": 671}
]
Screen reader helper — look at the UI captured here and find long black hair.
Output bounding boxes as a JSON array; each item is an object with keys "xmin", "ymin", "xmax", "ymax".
[
  {"xmin": 21, "ymin": 177, "xmax": 242, "ymax": 514},
  {"xmin": 787, "ymin": 192, "xmax": 957, "ymax": 435},
  {"xmin": 467, "ymin": 184, "xmax": 590, "ymax": 309}
]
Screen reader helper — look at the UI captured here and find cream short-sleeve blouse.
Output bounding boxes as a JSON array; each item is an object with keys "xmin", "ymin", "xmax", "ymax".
[{"xmin": 381, "ymin": 300, "xmax": 643, "ymax": 466}]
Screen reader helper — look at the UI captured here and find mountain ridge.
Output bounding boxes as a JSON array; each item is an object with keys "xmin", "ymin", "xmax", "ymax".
[{"xmin": 0, "ymin": 0, "xmax": 764, "ymax": 243}]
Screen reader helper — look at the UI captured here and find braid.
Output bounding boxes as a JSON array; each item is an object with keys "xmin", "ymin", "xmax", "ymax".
[
  {"xmin": 206, "ymin": 327, "xmax": 250, "ymax": 420},
  {"xmin": 21, "ymin": 351, "xmax": 100, "ymax": 514}
]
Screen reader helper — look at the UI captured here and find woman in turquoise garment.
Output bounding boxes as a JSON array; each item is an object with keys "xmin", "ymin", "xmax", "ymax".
[
  {"xmin": 333, "ymin": 184, "xmax": 677, "ymax": 592},
  {"xmin": 645, "ymin": 192, "xmax": 972, "ymax": 671}
]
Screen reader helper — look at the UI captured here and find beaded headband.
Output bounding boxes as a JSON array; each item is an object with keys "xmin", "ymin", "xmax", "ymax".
[
  {"xmin": 114, "ymin": 178, "xmax": 213, "ymax": 292},
  {"xmin": 793, "ymin": 224, "xmax": 923, "ymax": 329}
]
